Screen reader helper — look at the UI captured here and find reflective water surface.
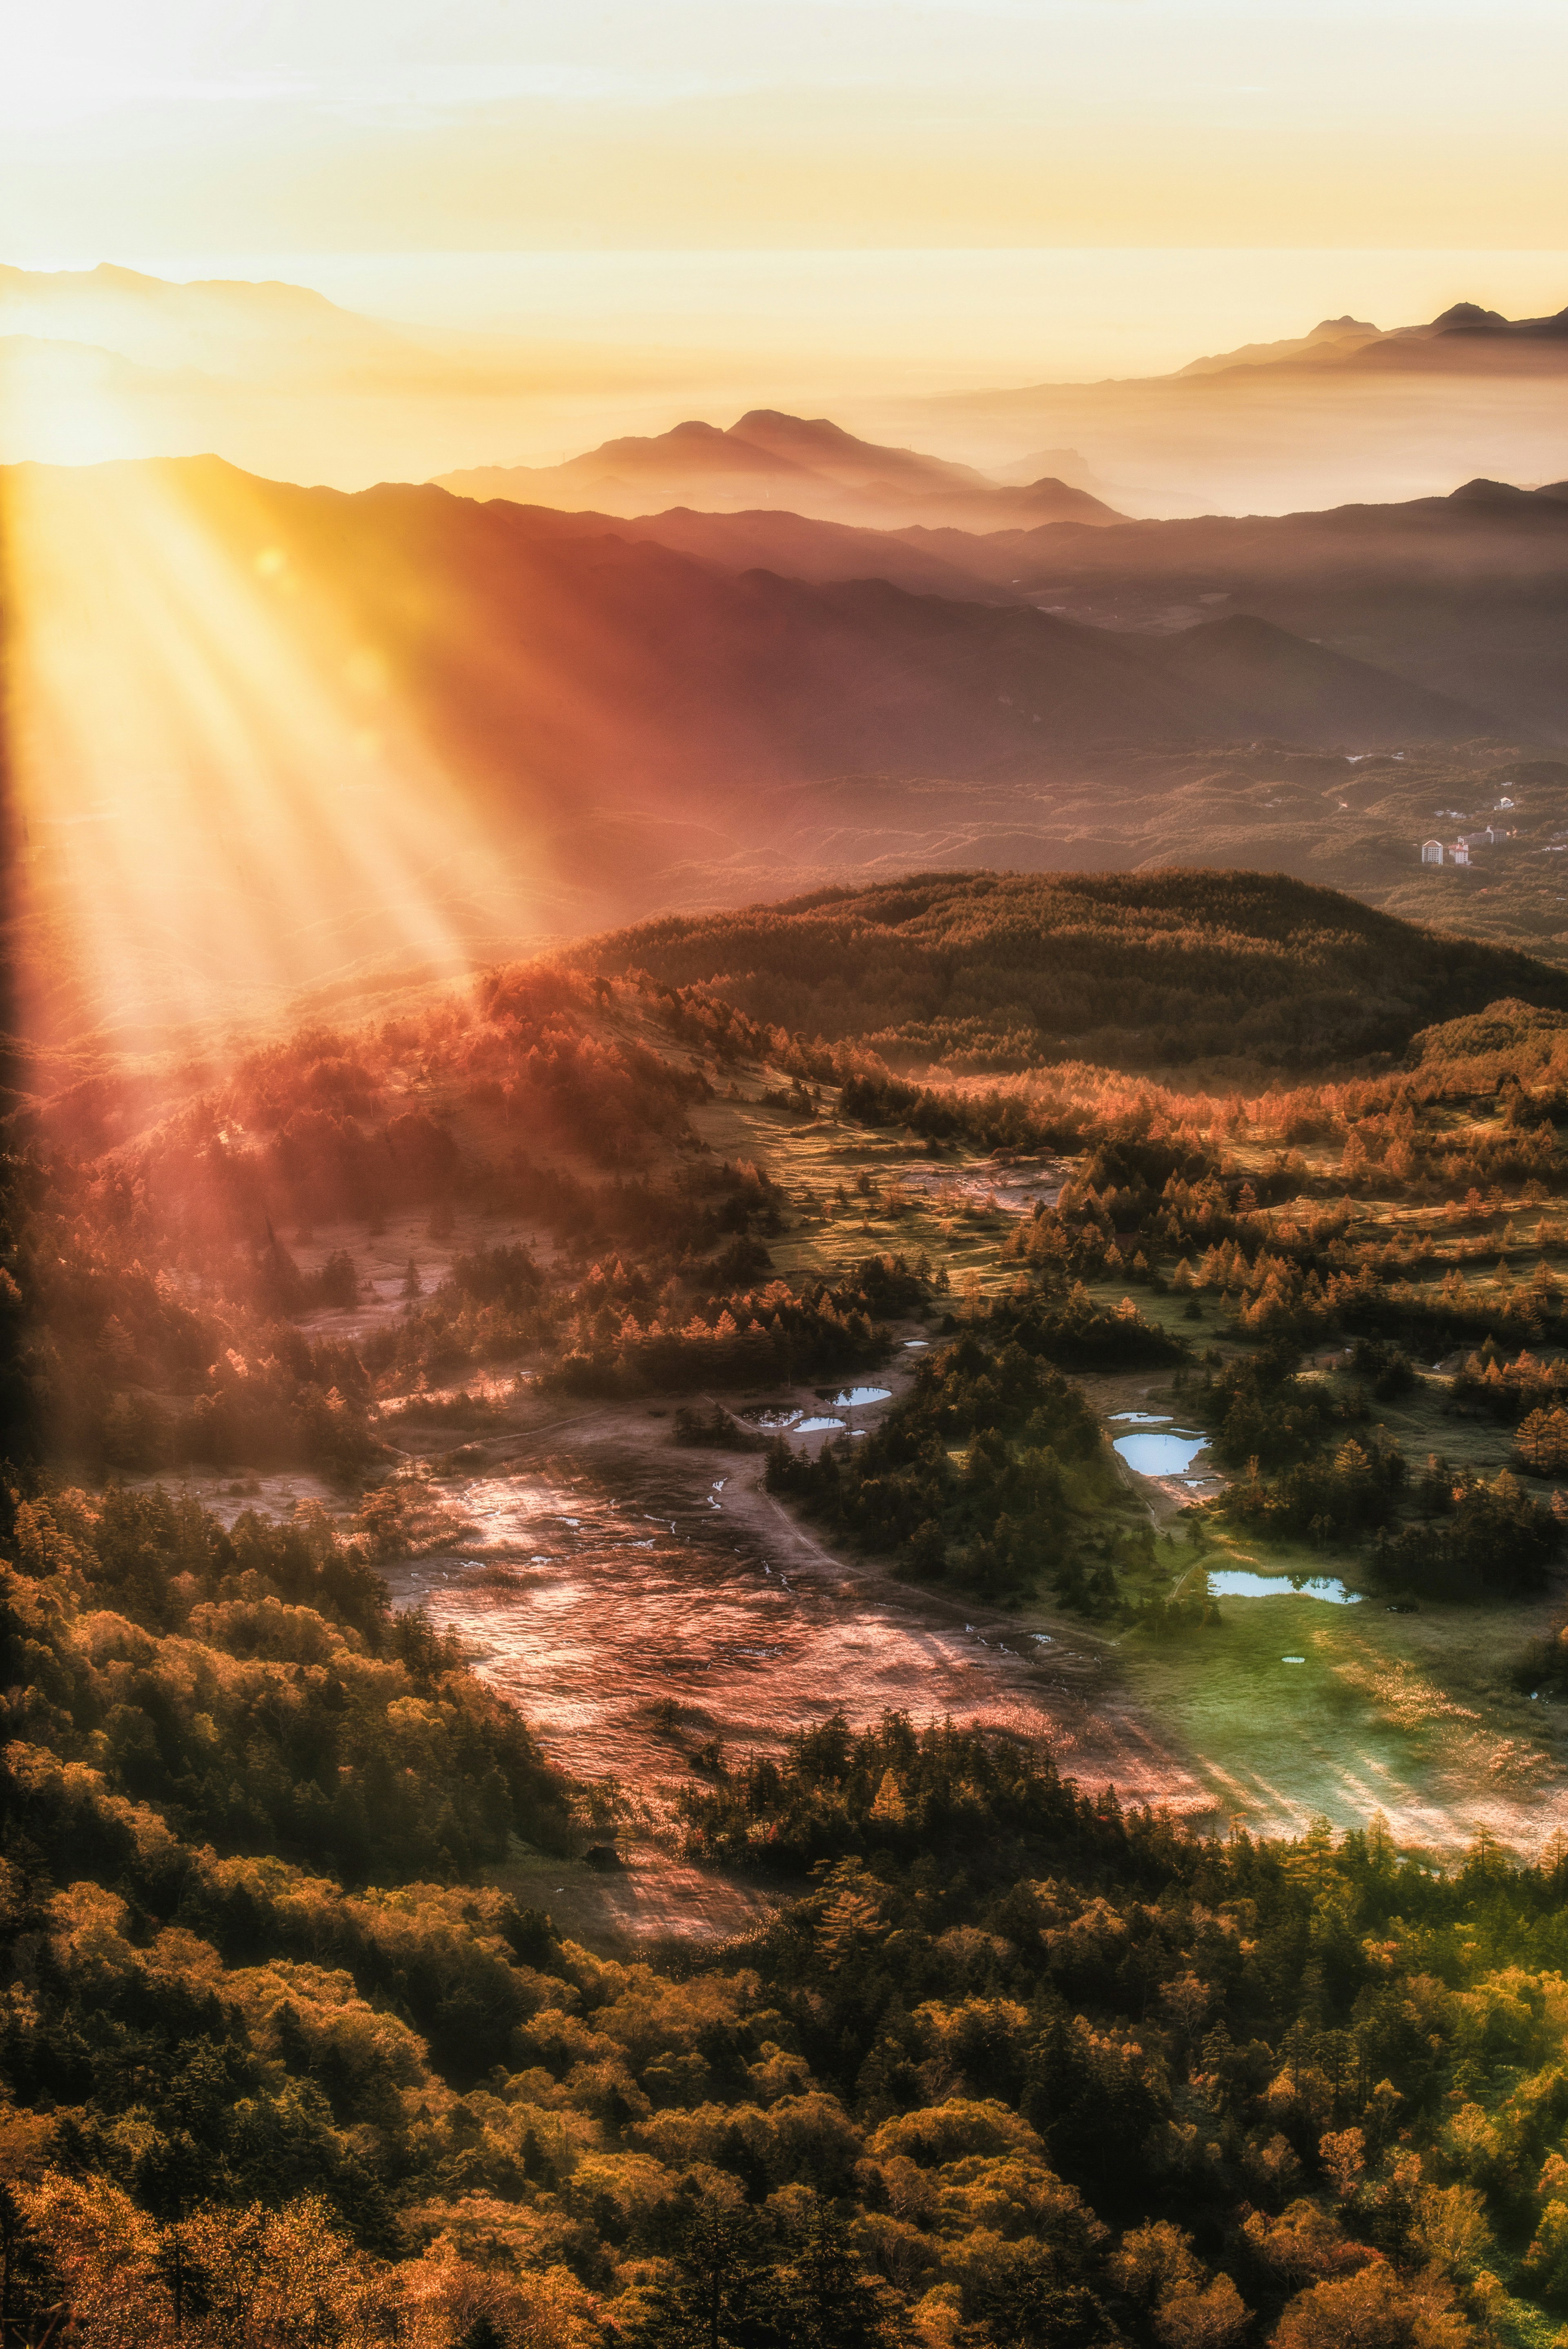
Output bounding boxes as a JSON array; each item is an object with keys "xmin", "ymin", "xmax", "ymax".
[
  {"xmin": 1206, "ymin": 1569, "xmax": 1361, "ymax": 1605},
  {"xmin": 1114, "ymin": 1430, "xmax": 1208, "ymax": 1475}
]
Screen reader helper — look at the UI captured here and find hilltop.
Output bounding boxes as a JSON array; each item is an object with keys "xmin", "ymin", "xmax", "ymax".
[{"xmin": 570, "ymin": 867, "xmax": 1568, "ymax": 1071}]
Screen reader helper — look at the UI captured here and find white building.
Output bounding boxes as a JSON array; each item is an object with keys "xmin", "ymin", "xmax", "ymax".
[{"xmin": 1421, "ymin": 839, "xmax": 1444, "ymax": 864}]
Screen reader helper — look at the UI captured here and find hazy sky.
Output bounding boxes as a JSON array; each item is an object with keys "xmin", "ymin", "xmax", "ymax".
[
  {"xmin": 10, "ymin": 0, "xmax": 1568, "ymax": 255},
  {"xmin": 7, "ymin": 0, "xmax": 1567, "ymax": 389}
]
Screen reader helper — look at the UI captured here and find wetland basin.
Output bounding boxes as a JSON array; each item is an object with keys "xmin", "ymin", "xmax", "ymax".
[
  {"xmin": 172, "ymin": 1355, "xmax": 1568, "ymax": 1872},
  {"xmin": 379, "ymin": 1448, "xmax": 1209, "ymax": 1822},
  {"xmin": 169, "ymin": 1429, "xmax": 1568, "ymax": 1870}
]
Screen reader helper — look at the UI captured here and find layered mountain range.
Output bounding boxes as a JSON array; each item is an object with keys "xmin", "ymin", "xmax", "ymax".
[
  {"xmin": 3, "ymin": 264, "xmax": 1566, "ymax": 513},
  {"xmin": 920, "ymin": 301, "xmax": 1568, "ymax": 514},
  {"xmin": 15, "ymin": 441, "xmax": 1540, "ymax": 1038},
  {"xmin": 9, "ymin": 272, "xmax": 1568, "ymax": 1025},
  {"xmin": 1155, "ymin": 300, "xmax": 1568, "ymax": 381},
  {"xmin": 436, "ymin": 412, "xmax": 1122, "ymax": 532},
  {"xmin": 23, "ymin": 453, "xmax": 1488, "ymax": 804},
  {"xmin": 429, "ymin": 466, "xmax": 1568, "ymax": 736}
]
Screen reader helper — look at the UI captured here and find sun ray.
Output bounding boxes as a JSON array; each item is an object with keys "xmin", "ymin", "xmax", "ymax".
[{"xmin": 3, "ymin": 441, "xmax": 541, "ymax": 1061}]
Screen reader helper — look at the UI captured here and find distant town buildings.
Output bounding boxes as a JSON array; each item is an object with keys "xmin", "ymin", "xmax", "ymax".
[{"xmin": 1419, "ymin": 821, "xmax": 1516, "ymax": 867}]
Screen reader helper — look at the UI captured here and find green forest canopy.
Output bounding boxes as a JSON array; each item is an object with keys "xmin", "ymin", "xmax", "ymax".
[
  {"xmin": 13, "ymin": 1478, "xmax": 1568, "ymax": 2349},
  {"xmin": 570, "ymin": 871, "xmax": 1568, "ymax": 1070}
]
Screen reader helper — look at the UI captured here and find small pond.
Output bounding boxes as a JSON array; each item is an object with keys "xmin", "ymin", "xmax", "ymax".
[
  {"xmin": 795, "ymin": 1415, "xmax": 846, "ymax": 1435},
  {"xmin": 831, "ymin": 1386, "xmax": 891, "ymax": 1408},
  {"xmin": 1207, "ymin": 1569, "xmax": 1361, "ymax": 1605},
  {"xmin": 1114, "ymin": 1430, "xmax": 1207, "ymax": 1475}
]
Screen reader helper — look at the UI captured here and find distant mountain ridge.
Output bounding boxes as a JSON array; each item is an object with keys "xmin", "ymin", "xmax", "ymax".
[
  {"xmin": 0, "ymin": 261, "xmax": 417, "ymax": 381},
  {"xmin": 3, "ymin": 261, "xmax": 1565, "ymax": 518},
  {"xmin": 875, "ymin": 474, "xmax": 1568, "ymax": 737},
  {"xmin": 419, "ymin": 472, "xmax": 1568, "ymax": 738},
  {"xmin": 920, "ymin": 295, "xmax": 1568, "ymax": 519},
  {"xmin": 435, "ymin": 411, "xmax": 1125, "ymax": 532},
  {"xmin": 6, "ymin": 456, "xmax": 1488, "ymax": 915},
  {"xmin": 145, "ymin": 457, "xmax": 1479, "ymax": 781},
  {"xmin": 1065, "ymin": 299, "xmax": 1568, "ymax": 391}
]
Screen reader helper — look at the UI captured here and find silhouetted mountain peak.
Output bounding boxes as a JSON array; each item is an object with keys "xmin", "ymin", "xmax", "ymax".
[
  {"xmin": 577, "ymin": 424, "xmax": 811, "ymax": 478},
  {"xmin": 1449, "ymin": 476, "xmax": 1532, "ymax": 502},
  {"xmin": 438, "ymin": 411, "xmax": 1127, "ymax": 528},
  {"xmin": 730, "ymin": 408, "xmax": 992, "ymax": 492},
  {"xmin": 1432, "ymin": 302, "xmax": 1510, "ymax": 332},
  {"xmin": 730, "ymin": 410, "xmax": 863, "ymax": 455},
  {"xmin": 1411, "ymin": 301, "xmax": 1568, "ymax": 341}
]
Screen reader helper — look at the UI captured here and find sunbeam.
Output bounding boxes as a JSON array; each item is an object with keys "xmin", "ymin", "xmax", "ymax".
[{"xmin": 3, "ymin": 450, "xmax": 541, "ymax": 1054}]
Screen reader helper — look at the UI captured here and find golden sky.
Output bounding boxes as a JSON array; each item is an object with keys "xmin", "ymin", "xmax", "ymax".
[{"xmin": 8, "ymin": 0, "xmax": 1568, "ymax": 259}]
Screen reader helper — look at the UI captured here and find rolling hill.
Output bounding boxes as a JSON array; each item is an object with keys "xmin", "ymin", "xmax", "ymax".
[{"xmin": 567, "ymin": 868, "xmax": 1568, "ymax": 1070}]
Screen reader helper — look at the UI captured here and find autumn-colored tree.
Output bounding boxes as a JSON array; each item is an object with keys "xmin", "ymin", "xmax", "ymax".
[{"xmin": 1272, "ymin": 2264, "xmax": 1469, "ymax": 2349}]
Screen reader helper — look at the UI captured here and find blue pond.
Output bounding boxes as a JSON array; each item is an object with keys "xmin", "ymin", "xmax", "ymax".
[
  {"xmin": 1207, "ymin": 1569, "xmax": 1361, "ymax": 1605},
  {"xmin": 1114, "ymin": 1430, "xmax": 1207, "ymax": 1475}
]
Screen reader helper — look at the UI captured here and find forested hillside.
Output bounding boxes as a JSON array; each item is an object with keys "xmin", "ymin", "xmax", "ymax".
[
  {"xmin": 14, "ymin": 1472, "xmax": 1568, "ymax": 2349},
  {"xmin": 572, "ymin": 870, "xmax": 1568, "ymax": 1071}
]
